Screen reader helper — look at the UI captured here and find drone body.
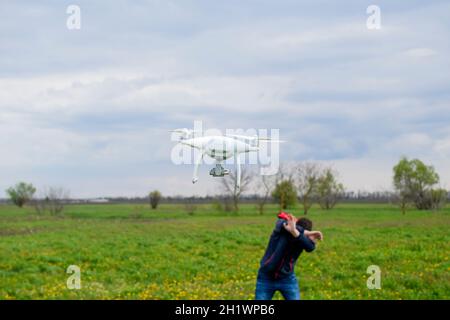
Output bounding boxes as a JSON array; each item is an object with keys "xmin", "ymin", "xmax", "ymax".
[{"xmin": 171, "ymin": 129, "xmax": 281, "ymax": 190}]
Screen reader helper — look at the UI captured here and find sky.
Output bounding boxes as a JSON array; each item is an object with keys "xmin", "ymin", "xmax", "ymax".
[{"xmin": 1, "ymin": 0, "xmax": 449, "ymax": 198}]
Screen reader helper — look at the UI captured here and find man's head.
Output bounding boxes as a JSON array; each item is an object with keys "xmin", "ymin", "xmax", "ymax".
[{"xmin": 296, "ymin": 217, "xmax": 313, "ymax": 231}]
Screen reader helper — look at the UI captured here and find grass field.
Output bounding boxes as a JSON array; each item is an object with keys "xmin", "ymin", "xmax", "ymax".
[{"xmin": 0, "ymin": 203, "xmax": 449, "ymax": 300}]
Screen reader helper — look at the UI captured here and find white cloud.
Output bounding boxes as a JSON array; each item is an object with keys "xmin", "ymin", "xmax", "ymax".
[{"xmin": 403, "ymin": 47, "xmax": 437, "ymax": 58}]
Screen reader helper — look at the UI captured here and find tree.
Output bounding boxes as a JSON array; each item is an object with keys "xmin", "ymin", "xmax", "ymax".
[
  {"xmin": 272, "ymin": 180, "xmax": 297, "ymax": 209},
  {"xmin": 316, "ymin": 168, "xmax": 344, "ymax": 210},
  {"xmin": 220, "ymin": 167, "xmax": 253, "ymax": 212},
  {"xmin": 149, "ymin": 190, "xmax": 162, "ymax": 209},
  {"xmin": 393, "ymin": 157, "xmax": 440, "ymax": 210},
  {"xmin": 429, "ymin": 188, "xmax": 447, "ymax": 211},
  {"xmin": 254, "ymin": 174, "xmax": 276, "ymax": 215},
  {"xmin": 390, "ymin": 190, "xmax": 413, "ymax": 215},
  {"xmin": 34, "ymin": 187, "xmax": 70, "ymax": 215},
  {"xmin": 275, "ymin": 162, "xmax": 297, "ymax": 184},
  {"xmin": 6, "ymin": 182, "xmax": 36, "ymax": 208},
  {"xmin": 295, "ymin": 162, "xmax": 321, "ymax": 214}
]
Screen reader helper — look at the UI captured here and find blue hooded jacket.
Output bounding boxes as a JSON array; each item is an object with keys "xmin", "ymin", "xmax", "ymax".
[{"xmin": 258, "ymin": 219, "xmax": 315, "ymax": 280}]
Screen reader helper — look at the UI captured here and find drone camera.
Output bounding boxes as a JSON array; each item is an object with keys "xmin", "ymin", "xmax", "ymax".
[{"xmin": 209, "ymin": 164, "xmax": 230, "ymax": 177}]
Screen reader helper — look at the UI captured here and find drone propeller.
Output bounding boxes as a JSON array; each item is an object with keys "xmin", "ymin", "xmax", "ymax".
[
  {"xmin": 169, "ymin": 128, "xmax": 193, "ymax": 134},
  {"xmin": 226, "ymin": 134, "xmax": 258, "ymax": 141},
  {"xmin": 257, "ymin": 138, "xmax": 286, "ymax": 143},
  {"xmin": 169, "ymin": 128, "xmax": 202, "ymax": 139},
  {"xmin": 226, "ymin": 134, "xmax": 285, "ymax": 143}
]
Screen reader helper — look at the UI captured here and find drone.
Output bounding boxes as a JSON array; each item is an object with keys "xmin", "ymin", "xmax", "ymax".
[{"xmin": 170, "ymin": 128, "xmax": 283, "ymax": 190}]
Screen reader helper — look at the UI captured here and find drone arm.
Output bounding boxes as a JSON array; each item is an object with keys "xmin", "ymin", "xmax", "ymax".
[
  {"xmin": 192, "ymin": 151, "xmax": 204, "ymax": 184},
  {"xmin": 236, "ymin": 154, "xmax": 241, "ymax": 190}
]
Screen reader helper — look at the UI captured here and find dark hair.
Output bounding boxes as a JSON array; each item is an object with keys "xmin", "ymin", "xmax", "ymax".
[{"xmin": 296, "ymin": 217, "xmax": 313, "ymax": 231}]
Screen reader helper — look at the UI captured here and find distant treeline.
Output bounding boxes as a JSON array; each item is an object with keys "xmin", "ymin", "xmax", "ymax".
[
  {"xmin": 2, "ymin": 190, "xmax": 447, "ymax": 205},
  {"xmin": 141, "ymin": 191, "xmax": 450, "ymax": 204}
]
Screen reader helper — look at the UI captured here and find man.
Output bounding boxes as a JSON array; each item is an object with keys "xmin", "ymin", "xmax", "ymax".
[{"xmin": 255, "ymin": 213, "xmax": 323, "ymax": 300}]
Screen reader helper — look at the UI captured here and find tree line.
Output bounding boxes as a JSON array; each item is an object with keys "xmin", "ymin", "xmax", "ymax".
[
  {"xmin": 4, "ymin": 157, "xmax": 448, "ymax": 215},
  {"xmin": 150, "ymin": 158, "xmax": 447, "ymax": 215}
]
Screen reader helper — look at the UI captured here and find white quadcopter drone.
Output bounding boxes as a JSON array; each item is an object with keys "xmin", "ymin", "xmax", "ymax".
[{"xmin": 170, "ymin": 128, "xmax": 283, "ymax": 190}]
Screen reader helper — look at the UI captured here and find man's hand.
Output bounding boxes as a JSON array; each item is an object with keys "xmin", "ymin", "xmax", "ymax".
[
  {"xmin": 283, "ymin": 214, "xmax": 300, "ymax": 238},
  {"xmin": 283, "ymin": 214, "xmax": 323, "ymax": 242},
  {"xmin": 304, "ymin": 230, "xmax": 323, "ymax": 243}
]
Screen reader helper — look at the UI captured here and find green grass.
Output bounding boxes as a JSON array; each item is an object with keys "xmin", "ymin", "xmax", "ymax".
[{"xmin": 0, "ymin": 203, "xmax": 449, "ymax": 300}]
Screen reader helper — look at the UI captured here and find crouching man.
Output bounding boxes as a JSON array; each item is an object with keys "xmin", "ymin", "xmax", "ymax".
[{"xmin": 255, "ymin": 213, "xmax": 323, "ymax": 300}]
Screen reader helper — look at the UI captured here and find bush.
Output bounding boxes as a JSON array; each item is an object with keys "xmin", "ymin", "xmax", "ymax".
[
  {"xmin": 149, "ymin": 190, "xmax": 162, "ymax": 209},
  {"xmin": 211, "ymin": 198, "xmax": 234, "ymax": 213},
  {"xmin": 429, "ymin": 188, "xmax": 447, "ymax": 211},
  {"xmin": 272, "ymin": 180, "xmax": 297, "ymax": 209},
  {"xmin": 33, "ymin": 187, "xmax": 69, "ymax": 216},
  {"xmin": 6, "ymin": 182, "xmax": 36, "ymax": 208}
]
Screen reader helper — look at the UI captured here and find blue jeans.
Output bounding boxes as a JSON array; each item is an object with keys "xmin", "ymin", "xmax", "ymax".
[{"xmin": 255, "ymin": 273, "xmax": 300, "ymax": 300}]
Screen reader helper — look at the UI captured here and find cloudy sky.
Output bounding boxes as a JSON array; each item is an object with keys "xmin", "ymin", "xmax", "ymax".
[{"xmin": 1, "ymin": 0, "xmax": 449, "ymax": 197}]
